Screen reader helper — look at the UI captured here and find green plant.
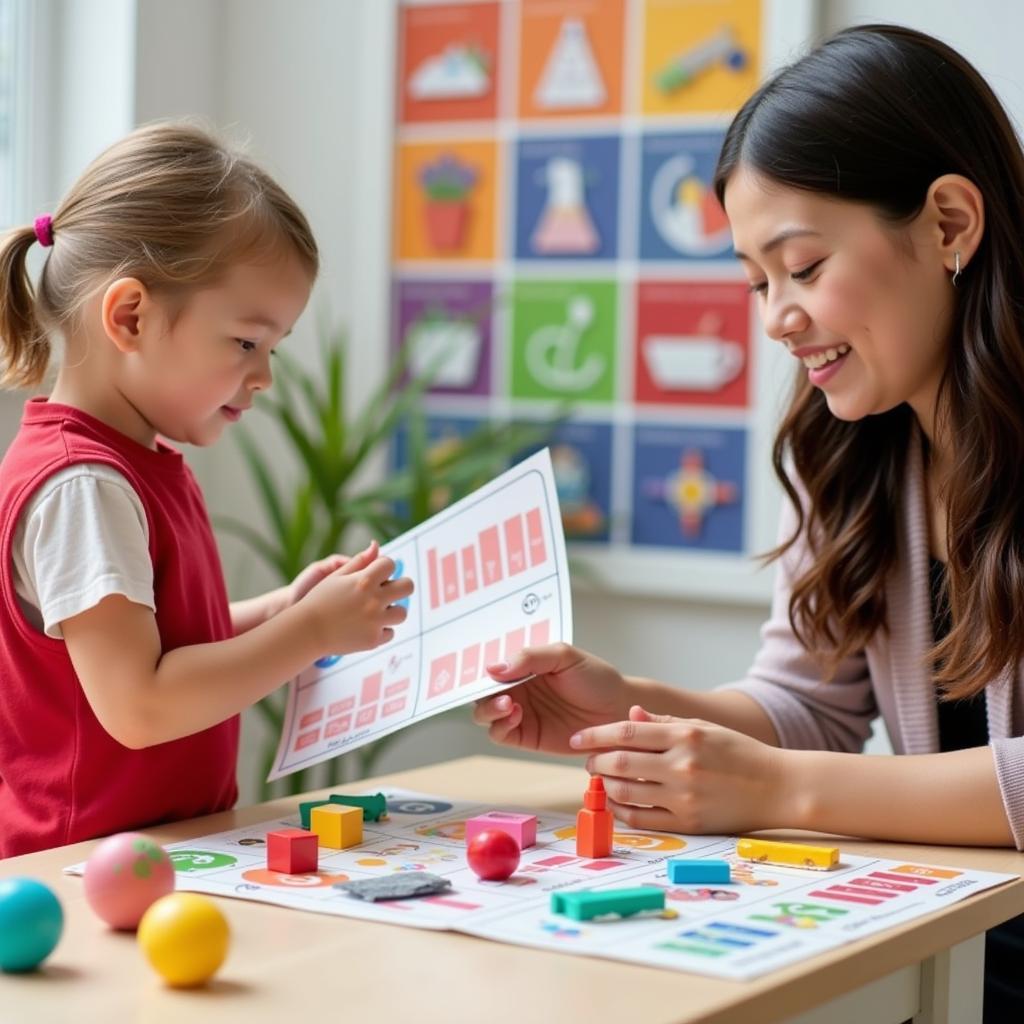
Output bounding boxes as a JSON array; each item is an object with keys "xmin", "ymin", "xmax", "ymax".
[{"xmin": 218, "ymin": 320, "xmax": 557, "ymax": 801}]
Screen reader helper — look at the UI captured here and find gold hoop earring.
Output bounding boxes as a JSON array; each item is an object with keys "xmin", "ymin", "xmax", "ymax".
[{"xmin": 952, "ymin": 250, "xmax": 962, "ymax": 287}]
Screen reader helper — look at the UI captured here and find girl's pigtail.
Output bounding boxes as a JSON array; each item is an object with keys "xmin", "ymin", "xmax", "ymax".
[{"xmin": 0, "ymin": 225, "xmax": 50, "ymax": 389}]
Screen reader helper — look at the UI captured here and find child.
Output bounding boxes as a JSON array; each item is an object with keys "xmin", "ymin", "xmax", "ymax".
[
  {"xmin": 0, "ymin": 122, "xmax": 413, "ymax": 858},
  {"xmin": 475, "ymin": 25, "xmax": 1024, "ymax": 1019}
]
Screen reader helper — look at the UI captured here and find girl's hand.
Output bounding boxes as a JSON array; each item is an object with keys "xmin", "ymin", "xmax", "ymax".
[
  {"xmin": 298, "ymin": 542, "xmax": 414, "ymax": 654},
  {"xmin": 575, "ymin": 705, "xmax": 789, "ymax": 834},
  {"xmin": 286, "ymin": 552, "xmax": 352, "ymax": 606},
  {"xmin": 472, "ymin": 644, "xmax": 634, "ymax": 755}
]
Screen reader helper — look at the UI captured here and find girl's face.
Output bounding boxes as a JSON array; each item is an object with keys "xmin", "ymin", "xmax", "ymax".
[
  {"xmin": 131, "ymin": 252, "xmax": 312, "ymax": 447},
  {"xmin": 724, "ymin": 165, "xmax": 954, "ymax": 425}
]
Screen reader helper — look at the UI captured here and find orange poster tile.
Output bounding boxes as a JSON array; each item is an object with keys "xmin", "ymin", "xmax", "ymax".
[
  {"xmin": 518, "ymin": 0, "xmax": 625, "ymax": 118},
  {"xmin": 398, "ymin": 2, "xmax": 501, "ymax": 124},
  {"xmin": 394, "ymin": 140, "xmax": 499, "ymax": 262}
]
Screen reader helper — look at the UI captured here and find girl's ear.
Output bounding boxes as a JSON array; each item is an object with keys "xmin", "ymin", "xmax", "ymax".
[
  {"xmin": 925, "ymin": 174, "xmax": 985, "ymax": 275},
  {"xmin": 100, "ymin": 277, "xmax": 153, "ymax": 353}
]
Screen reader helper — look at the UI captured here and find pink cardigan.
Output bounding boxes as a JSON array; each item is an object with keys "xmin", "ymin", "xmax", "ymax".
[{"xmin": 722, "ymin": 433, "xmax": 1024, "ymax": 849}]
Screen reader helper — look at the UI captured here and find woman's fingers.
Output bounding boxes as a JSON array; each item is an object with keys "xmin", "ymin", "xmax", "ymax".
[
  {"xmin": 570, "ymin": 719, "xmax": 693, "ymax": 753},
  {"xmin": 486, "ymin": 642, "xmax": 584, "ymax": 682},
  {"xmin": 585, "ymin": 750, "xmax": 666, "ymax": 781},
  {"xmin": 473, "ymin": 693, "xmax": 515, "ymax": 725}
]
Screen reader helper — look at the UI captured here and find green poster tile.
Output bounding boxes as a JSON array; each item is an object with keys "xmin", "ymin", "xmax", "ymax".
[{"xmin": 509, "ymin": 280, "xmax": 618, "ymax": 403}]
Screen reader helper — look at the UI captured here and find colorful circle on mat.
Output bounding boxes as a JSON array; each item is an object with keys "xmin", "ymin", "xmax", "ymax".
[
  {"xmin": 315, "ymin": 655, "xmax": 342, "ymax": 669},
  {"xmin": 414, "ymin": 819, "xmax": 466, "ymax": 840},
  {"xmin": 169, "ymin": 851, "xmax": 237, "ymax": 873},
  {"xmin": 0, "ymin": 878, "xmax": 63, "ymax": 972},
  {"xmin": 551, "ymin": 826, "xmax": 686, "ymax": 852},
  {"xmin": 389, "ymin": 799, "xmax": 452, "ymax": 815},
  {"xmin": 356, "ymin": 858, "xmax": 389, "ymax": 867},
  {"xmin": 241, "ymin": 869, "xmax": 350, "ymax": 888}
]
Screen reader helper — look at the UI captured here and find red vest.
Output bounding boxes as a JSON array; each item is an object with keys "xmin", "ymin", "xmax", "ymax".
[{"xmin": 0, "ymin": 399, "xmax": 238, "ymax": 857}]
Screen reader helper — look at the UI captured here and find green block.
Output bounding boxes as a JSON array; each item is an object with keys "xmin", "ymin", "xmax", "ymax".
[
  {"xmin": 328, "ymin": 793, "xmax": 389, "ymax": 822},
  {"xmin": 299, "ymin": 792, "xmax": 389, "ymax": 829},
  {"xmin": 550, "ymin": 887, "xmax": 665, "ymax": 922}
]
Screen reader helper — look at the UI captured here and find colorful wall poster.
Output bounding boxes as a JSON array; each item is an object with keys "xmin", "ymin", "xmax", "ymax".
[
  {"xmin": 639, "ymin": 131, "xmax": 732, "ymax": 261},
  {"xmin": 395, "ymin": 140, "xmax": 499, "ymax": 262},
  {"xmin": 631, "ymin": 424, "xmax": 746, "ymax": 551},
  {"xmin": 517, "ymin": 0, "xmax": 626, "ymax": 119},
  {"xmin": 393, "ymin": 279, "xmax": 495, "ymax": 396},
  {"xmin": 517, "ymin": 419, "xmax": 614, "ymax": 542},
  {"xmin": 514, "ymin": 135, "xmax": 621, "ymax": 260},
  {"xmin": 509, "ymin": 280, "xmax": 618, "ymax": 403},
  {"xmin": 388, "ymin": 0, "xmax": 796, "ymax": 593},
  {"xmin": 634, "ymin": 280, "xmax": 751, "ymax": 408},
  {"xmin": 641, "ymin": 0, "xmax": 761, "ymax": 115},
  {"xmin": 398, "ymin": 2, "xmax": 502, "ymax": 124}
]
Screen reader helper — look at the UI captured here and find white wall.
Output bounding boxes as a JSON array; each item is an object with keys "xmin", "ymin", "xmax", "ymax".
[{"xmin": 26, "ymin": 0, "xmax": 1024, "ymax": 802}]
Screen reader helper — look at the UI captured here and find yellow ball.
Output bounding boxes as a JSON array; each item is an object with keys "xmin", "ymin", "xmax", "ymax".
[{"xmin": 137, "ymin": 893, "xmax": 229, "ymax": 987}]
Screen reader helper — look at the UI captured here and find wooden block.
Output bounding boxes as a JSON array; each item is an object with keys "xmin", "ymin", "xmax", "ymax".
[
  {"xmin": 311, "ymin": 804, "xmax": 363, "ymax": 849},
  {"xmin": 267, "ymin": 828, "xmax": 319, "ymax": 874}
]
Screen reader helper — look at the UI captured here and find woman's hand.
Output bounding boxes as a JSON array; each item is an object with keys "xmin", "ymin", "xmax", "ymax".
[
  {"xmin": 473, "ymin": 644, "xmax": 635, "ymax": 755},
  {"xmin": 575, "ymin": 705, "xmax": 790, "ymax": 834}
]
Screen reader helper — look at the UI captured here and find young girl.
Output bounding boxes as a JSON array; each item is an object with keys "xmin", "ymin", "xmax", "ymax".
[
  {"xmin": 0, "ymin": 122, "xmax": 413, "ymax": 858},
  {"xmin": 475, "ymin": 24, "xmax": 1024, "ymax": 1018}
]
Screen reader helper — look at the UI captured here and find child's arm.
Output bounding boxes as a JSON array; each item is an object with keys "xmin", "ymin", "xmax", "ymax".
[
  {"xmin": 229, "ymin": 554, "xmax": 349, "ymax": 635},
  {"xmin": 572, "ymin": 708, "xmax": 1015, "ymax": 847},
  {"xmin": 60, "ymin": 548, "xmax": 413, "ymax": 749}
]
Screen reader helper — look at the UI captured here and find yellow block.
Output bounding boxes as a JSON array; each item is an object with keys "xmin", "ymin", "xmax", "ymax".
[
  {"xmin": 735, "ymin": 838, "xmax": 839, "ymax": 870},
  {"xmin": 311, "ymin": 803, "xmax": 363, "ymax": 849}
]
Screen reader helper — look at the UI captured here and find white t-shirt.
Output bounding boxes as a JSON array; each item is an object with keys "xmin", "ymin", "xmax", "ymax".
[{"xmin": 11, "ymin": 463, "xmax": 156, "ymax": 638}]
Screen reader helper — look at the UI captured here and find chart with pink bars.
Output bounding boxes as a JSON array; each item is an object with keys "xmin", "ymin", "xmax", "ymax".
[{"xmin": 268, "ymin": 449, "xmax": 571, "ymax": 782}]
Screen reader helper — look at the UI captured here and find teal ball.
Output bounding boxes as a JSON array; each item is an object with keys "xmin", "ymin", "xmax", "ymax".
[{"xmin": 0, "ymin": 877, "xmax": 63, "ymax": 972}]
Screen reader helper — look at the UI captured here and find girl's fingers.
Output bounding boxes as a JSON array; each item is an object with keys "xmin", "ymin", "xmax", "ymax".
[
  {"xmin": 337, "ymin": 541, "xmax": 379, "ymax": 574},
  {"xmin": 585, "ymin": 751, "xmax": 666, "ymax": 781}
]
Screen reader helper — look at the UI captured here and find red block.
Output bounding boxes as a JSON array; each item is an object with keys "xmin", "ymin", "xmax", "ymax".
[{"xmin": 267, "ymin": 828, "xmax": 319, "ymax": 874}]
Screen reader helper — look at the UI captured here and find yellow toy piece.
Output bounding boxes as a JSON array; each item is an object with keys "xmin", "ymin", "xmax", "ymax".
[
  {"xmin": 311, "ymin": 803, "xmax": 363, "ymax": 849},
  {"xmin": 735, "ymin": 838, "xmax": 839, "ymax": 871},
  {"xmin": 137, "ymin": 892, "xmax": 230, "ymax": 987}
]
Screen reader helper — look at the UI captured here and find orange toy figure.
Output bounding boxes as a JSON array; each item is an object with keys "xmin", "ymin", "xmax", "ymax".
[{"xmin": 576, "ymin": 775, "xmax": 614, "ymax": 858}]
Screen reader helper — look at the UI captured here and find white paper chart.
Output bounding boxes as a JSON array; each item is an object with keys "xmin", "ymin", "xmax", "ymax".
[
  {"xmin": 268, "ymin": 449, "xmax": 571, "ymax": 782},
  {"xmin": 65, "ymin": 787, "xmax": 1017, "ymax": 981}
]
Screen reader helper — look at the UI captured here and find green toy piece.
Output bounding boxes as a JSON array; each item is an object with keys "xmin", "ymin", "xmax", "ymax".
[
  {"xmin": 299, "ymin": 792, "xmax": 389, "ymax": 829},
  {"xmin": 550, "ymin": 887, "xmax": 666, "ymax": 922}
]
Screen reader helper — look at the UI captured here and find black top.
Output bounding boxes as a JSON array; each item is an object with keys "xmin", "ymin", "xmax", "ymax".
[{"xmin": 929, "ymin": 557, "xmax": 1023, "ymax": 1021}]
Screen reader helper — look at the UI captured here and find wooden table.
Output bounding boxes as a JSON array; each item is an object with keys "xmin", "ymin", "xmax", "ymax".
[{"xmin": 2, "ymin": 755, "xmax": 1022, "ymax": 1024}]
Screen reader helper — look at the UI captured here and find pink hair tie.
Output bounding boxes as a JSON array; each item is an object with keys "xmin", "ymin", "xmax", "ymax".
[{"xmin": 33, "ymin": 214, "xmax": 54, "ymax": 247}]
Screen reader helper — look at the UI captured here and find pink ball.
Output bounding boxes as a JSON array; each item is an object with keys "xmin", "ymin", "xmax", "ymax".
[
  {"xmin": 84, "ymin": 833, "xmax": 175, "ymax": 930},
  {"xmin": 466, "ymin": 828, "xmax": 520, "ymax": 881}
]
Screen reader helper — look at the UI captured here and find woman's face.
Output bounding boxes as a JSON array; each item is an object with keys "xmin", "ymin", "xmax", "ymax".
[{"xmin": 724, "ymin": 164, "xmax": 954, "ymax": 426}]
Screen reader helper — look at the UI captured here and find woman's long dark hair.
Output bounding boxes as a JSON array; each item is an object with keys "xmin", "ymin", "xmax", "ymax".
[{"xmin": 714, "ymin": 25, "xmax": 1024, "ymax": 698}]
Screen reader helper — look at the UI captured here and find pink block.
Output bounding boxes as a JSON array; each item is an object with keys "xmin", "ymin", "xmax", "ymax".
[
  {"xmin": 299, "ymin": 708, "xmax": 324, "ymax": 729},
  {"xmin": 360, "ymin": 672, "xmax": 382, "ymax": 705},
  {"xmin": 462, "ymin": 545, "xmax": 479, "ymax": 594},
  {"xmin": 428, "ymin": 652, "xmax": 457, "ymax": 698},
  {"xmin": 459, "ymin": 643, "xmax": 481, "ymax": 685},
  {"xmin": 479, "ymin": 526, "xmax": 503, "ymax": 585},
  {"xmin": 464, "ymin": 811, "xmax": 537, "ymax": 849},
  {"xmin": 267, "ymin": 828, "xmax": 318, "ymax": 874},
  {"xmin": 526, "ymin": 507, "xmax": 547, "ymax": 566},
  {"xmin": 295, "ymin": 728, "xmax": 320, "ymax": 751},
  {"xmin": 382, "ymin": 696, "xmax": 407, "ymax": 716},
  {"xmin": 324, "ymin": 716, "xmax": 349, "ymax": 738},
  {"xmin": 385, "ymin": 678, "xmax": 410, "ymax": 698},
  {"xmin": 329, "ymin": 697, "xmax": 355, "ymax": 716},
  {"xmin": 483, "ymin": 638, "xmax": 501, "ymax": 668},
  {"xmin": 427, "ymin": 547, "xmax": 440, "ymax": 609},
  {"xmin": 504, "ymin": 515, "xmax": 526, "ymax": 575},
  {"xmin": 504, "ymin": 627, "xmax": 526, "ymax": 662},
  {"xmin": 355, "ymin": 705, "xmax": 378, "ymax": 728},
  {"xmin": 441, "ymin": 552, "xmax": 459, "ymax": 604},
  {"xmin": 529, "ymin": 620, "xmax": 550, "ymax": 647}
]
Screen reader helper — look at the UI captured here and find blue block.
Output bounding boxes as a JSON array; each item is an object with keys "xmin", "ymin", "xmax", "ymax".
[{"xmin": 667, "ymin": 858, "xmax": 732, "ymax": 884}]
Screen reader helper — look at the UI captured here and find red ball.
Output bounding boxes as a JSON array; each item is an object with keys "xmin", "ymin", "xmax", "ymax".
[{"xmin": 466, "ymin": 828, "xmax": 520, "ymax": 881}]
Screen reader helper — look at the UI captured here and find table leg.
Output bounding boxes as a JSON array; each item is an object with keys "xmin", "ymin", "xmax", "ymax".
[{"xmin": 914, "ymin": 933, "xmax": 985, "ymax": 1024}]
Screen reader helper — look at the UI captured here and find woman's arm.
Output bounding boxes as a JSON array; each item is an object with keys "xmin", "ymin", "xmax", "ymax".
[{"xmin": 783, "ymin": 745, "xmax": 1014, "ymax": 846}]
